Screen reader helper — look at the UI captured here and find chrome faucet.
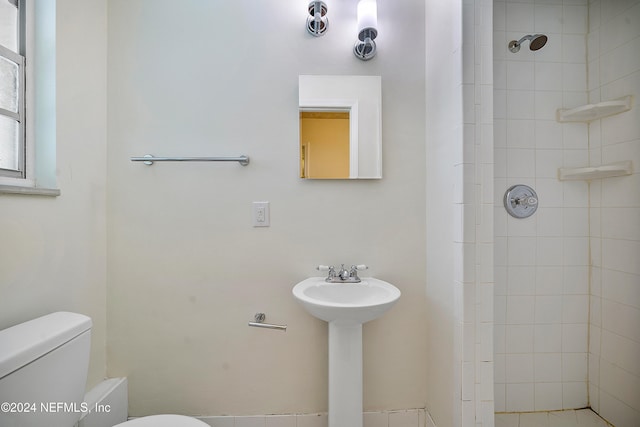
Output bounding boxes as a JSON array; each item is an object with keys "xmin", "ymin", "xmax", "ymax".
[{"xmin": 317, "ymin": 264, "xmax": 368, "ymax": 283}]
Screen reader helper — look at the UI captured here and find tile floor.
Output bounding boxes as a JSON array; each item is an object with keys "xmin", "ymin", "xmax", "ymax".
[{"xmin": 495, "ymin": 409, "xmax": 614, "ymax": 427}]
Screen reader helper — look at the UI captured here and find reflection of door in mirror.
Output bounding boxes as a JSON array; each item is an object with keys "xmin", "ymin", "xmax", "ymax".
[{"xmin": 299, "ymin": 111, "xmax": 350, "ymax": 179}]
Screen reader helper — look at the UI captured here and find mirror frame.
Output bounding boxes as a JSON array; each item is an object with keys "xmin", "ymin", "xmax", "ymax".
[{"xmin": 299, "ymin": 75, "xmax": 382, "ymax": 179}]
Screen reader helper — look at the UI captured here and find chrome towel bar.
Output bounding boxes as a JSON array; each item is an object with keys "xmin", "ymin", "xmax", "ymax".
[
  {"xmin": 248, "ymin": 313, "xmax": 287, "ymax": 331},
  {"xmin": 131, "ymin": 154, "xmax": 250, "ymax": 166}
]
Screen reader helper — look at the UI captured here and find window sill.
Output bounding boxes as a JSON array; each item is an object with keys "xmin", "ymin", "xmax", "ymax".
[{"xmin": 0, "ymin": 184, "xmax": 60, "ymax": 197}]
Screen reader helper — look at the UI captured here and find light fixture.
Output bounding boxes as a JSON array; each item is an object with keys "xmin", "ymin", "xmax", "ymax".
[
  {"xmin": 353, "ymin": 0, "xmax": 378, "ymax": 60},
  {"xmin": 306, "ymin": 1, "xmax": 328, "ymax": 37}
]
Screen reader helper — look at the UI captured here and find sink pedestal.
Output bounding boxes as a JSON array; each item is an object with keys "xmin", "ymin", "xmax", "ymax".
[
  {"xmin": 292, "ymin": 277, "xmax": 401, "ymax": 427},
  {"xmin": 328, "ymin": 322, "xmax": 363, "ymax": 427}
]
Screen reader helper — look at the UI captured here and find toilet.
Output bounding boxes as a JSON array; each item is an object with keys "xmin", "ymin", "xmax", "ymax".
[{"xmin": 0, "ymin": 312, "xmax": 208, "ymax": 427}]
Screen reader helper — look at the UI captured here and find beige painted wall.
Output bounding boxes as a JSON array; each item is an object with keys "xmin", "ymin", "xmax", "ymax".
[
  {"xmin": 106, "ymin": 0, "xmax": 427, "ymax": 417},
  {"xmin": 0, "ymin": 0, "xmax": 108, "ymax": 390}
]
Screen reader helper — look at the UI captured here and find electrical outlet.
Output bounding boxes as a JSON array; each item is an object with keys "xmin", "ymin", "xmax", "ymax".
[{"xmin": 252, "ymin": 202, "xmax": 270, "ymax": 227}]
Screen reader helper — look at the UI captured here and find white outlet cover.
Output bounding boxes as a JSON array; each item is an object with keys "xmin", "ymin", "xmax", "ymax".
[{"xmin": 252, "ymin": 201, "xmax": 270, "ymax": 227}]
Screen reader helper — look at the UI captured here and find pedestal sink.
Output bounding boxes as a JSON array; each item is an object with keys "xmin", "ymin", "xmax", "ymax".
[{"xmin": 292, "ymin": 277, "xmax": 401, "ymax": 427}]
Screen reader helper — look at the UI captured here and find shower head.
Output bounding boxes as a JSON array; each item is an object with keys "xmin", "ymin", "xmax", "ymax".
[{"xmin": 508, "ymin": 34, "xmax": 548, "ymax": 53}]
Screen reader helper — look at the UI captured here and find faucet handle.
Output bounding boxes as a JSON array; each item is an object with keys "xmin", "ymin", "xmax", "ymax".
[
  {"xmin": 349, "ymin": 264, "xmax": 368, "ymax": 281},
  {"xmin": 317, "ymin": 265, "xmax": 337, "ymax": 280}
]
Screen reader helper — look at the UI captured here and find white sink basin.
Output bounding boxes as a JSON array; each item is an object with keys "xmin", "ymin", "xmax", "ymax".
[{"xmin": 292, "ymin": 277, "xmax": 401, "ymax": 324}]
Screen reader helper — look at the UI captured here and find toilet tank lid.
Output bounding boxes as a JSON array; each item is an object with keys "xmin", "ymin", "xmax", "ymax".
[{"xmin": 0, "ymin": 312, "xmax": 92, "ymax": 380}]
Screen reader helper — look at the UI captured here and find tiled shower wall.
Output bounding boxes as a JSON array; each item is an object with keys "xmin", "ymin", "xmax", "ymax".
[
  {"xmin": 461, "ymin": 0, "xmax": 495, "ymax": 426},
  {"xmin": 587, "ymin": 1, "xmax": 640, "ymax": 426},
  {"xmin": 493, "ymin": 0, "xmax": 591, "ymax": 412}
]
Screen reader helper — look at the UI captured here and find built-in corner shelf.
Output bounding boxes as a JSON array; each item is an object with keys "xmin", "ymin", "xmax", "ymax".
[
  {"xmin": 558, "ymin": 161, "xmax": 633, "ymax": 181},
  {"xmin": 556, "ymin": 95, "xmax": 633, "ymax": 123}
]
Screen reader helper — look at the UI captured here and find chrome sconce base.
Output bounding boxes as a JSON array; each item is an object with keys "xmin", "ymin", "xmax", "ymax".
[
  {"xmin": 307, "ymin": 1, "xmax": 328, "ymax": 37},
  {"xmin": 354, "ymin": 28, "xmax": 377, "ymax": 60}
]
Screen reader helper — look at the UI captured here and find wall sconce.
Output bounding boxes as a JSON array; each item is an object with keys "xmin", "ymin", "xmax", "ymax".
[
  {"xmin": 306, "ymin": 1, "xmax": 328, "ymax": 37},
  {"xmin": 353, "ymin": 0, "xmax": 378, "ymax": 60}
]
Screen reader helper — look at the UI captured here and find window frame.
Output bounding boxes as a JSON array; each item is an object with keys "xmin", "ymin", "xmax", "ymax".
[
  {"xmin": 0, "ymin": 43, "xmax": 26, "ymax": 179},
  {"xmin": 0, "ymin": 0, "xmax": 59, "ymax": 196}
]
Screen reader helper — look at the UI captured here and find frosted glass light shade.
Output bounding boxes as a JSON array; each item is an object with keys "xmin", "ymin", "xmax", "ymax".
[{"xmin": 356, "ymin": 0, "xmax": 377, "ymax": 39}]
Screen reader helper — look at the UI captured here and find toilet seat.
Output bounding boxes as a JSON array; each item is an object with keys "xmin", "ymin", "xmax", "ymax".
[{"xmin": 114, "ymin": 414, "xmax": 209, "ymax": 426}]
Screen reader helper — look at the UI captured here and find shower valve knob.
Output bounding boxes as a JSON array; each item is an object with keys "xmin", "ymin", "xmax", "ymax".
[
  {"xmin": 515, "ymin": 196, "xmax": 538, "ymax": 207},
  {"xmin": 504, "ymin": 185, "xmax": 539, "ymax": 219}
]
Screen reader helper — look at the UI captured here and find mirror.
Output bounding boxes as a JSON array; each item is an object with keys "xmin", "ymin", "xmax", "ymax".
[{"xmin": 299, "ymin": 75, "xmax": 382, "ymax": 179}]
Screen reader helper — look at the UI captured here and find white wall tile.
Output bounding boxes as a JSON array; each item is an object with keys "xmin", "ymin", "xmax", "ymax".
[
  {"xmin": 562, "ymin": 324, "xmax": 588, "ymax": 353},
  {"xmin": 563, "ymin": 5, "xmax": 588, "ymax": 34},
  {"xmin": 534, "ymin": 324, "xmax": 563, "ymax": 353},
  {"xmin": 534, "ymin": 383, "xmax": 563, "ymax": 411},
  {"xmin": 535, "ymin": 179, "xmax": 564, "ymax": 207},
  {"xmin": 296, "ymin": 413, "xmax": 327, "ymax": 427},
  {"xmin": 599, "ymin": 388, "xmax": 640, "ymax": 427},
  {"xmin": 495, "ymin": 323, "xmax": 506, "ymax": 353},
  {"xmin": 535, "ymin": 93, "xmax": 563, "ymax": 121},
  {"xmin": 507, "ymin": 61, "xmax": 535, "ymax": 90},
  {"xmin": 602, "ymin": 299, "xmax": 640, "ymax": 344},
  {"xmin": 507, "ymin": 266, "xmax": 535, "ymax": 294},
  {"xmin": 535, "ymin": 150, "xmax": 563, "ymax": 178},
  {"xmin": 562, "ymin": 182, "xmax": 589, "ymax": 208},
  {"xmin": 536, "ymin": 237, "xmax": 563, "ymax": 266},
  {"xmin": 535, "ymin": 266, "xmax": 563, "ymax": 295},
  {"xmin": 562, "ymin": 353, "xmax": 588, "ymax": 382},
  {"xmin": 602, "ymin": 269, "xmax": 640, "ymax": 310},
  {"xmin": 535, "ymin": 295, "xmax": 563, "ymax": 323},
  {"xmin": 494, "ymin": 384, "xmax": 506, "ymax": 413},
  {"xmin": 562, "ymin": 63, "xmax": 587, "ymax": 91},
  {"xmin": 535, "ymin": 62, "xmax": 564, "ymax": 91},
  {"xmin": 534, "ymin": 5, "xmax": 563, "ymax": 33},
  {"xmin": 235, "ymin": 416, "xmax": 266, "ymax": 427},
  {"xmin": 505, "ymin": 3, "xmax": 534, "ymax": 31},
  {"xmin": 506, "ymin": 120, "xmax": 535, "ymax": 148},
  {"xmin": 562, "ymin": 266, "xmax": 589, "ymax": 294},
  {"xmin": 507, "ymin": 237, "xmax": 537, "ymax": 266},
  {"xmin": 506, "ymin": 295, "xmax": 535, "ymax": 324},
  {"xmin": 506, "ymin": 354, "xmax": 534, "ymax": 382},
  {"xmin": 506, "ymin": 90, "xmax": 535, "ymax": 119},
  {"xmin": 599, "ymin": 2, "xmax": 640, "ymax": 52},
  {"xmin": 562, "ymin": 34, "xmax": 587, "ymax": 64},
  {"xmin": 364, "ymin": 412, "xmax": 388, "ymax": 427},
  {"xmin": 507, "ymin": 214, "xmax": 537, "ymax": 237},
  {"xmin": 537, "ymin": 208, "xmax": 564, "ymax": 237},
  {"xmin": 562, "ymin": 209, "xmax": 588, "ymax": 237},
  {"xmin": 601, "ymin": 208, "xmax": 640, "ymax": 241},
  {"xmin": 506, "ymin": 324, "xmax": 534, "ymax": 353},
  {"xmin": 505, "ymin": 383, "xmax": 534, "ymax": 411},
  {"xmin": 388, "ymin": 410, "xmax": 420, "ymax": 427},
  {"xmin": 200, "ymin": 417, "xmax": 234, "ymax": 427},
  {"xmin": 562, "ymin": 295, "xmax": 589, "ymax": 323},
  {"xmin": 534, "ymin": 121, "xmax": 563, "ymax": 149},
  {"xmin": 561, "ymin": 124, "xmax": 588, "ymax": 149},
  {"xmin": 265, "ymin": 416, "xmax": 296, "ymax": 427},
  {"xmin": 562, "ymin": 381, "xmax": 588, "ymax": 409},
  {"xmin": 534, "ymin": 353, "xmax": 562, "ymax": 382}
]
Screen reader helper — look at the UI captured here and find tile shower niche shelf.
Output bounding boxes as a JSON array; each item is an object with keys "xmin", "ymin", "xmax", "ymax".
[
  {"xmin": 558, "ymin": 161, "xmax": 633, "ymax": 181},
  {"xmin": 556, "ymin": 95, "xmax": 633, "ymax": 123}
]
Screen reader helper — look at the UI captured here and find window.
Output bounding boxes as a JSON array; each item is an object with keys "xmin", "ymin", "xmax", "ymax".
[
  {"xmin": 0, "ymin": 0, "xmax": 26, "ymax": 179},
  {"xmin": 0, "ymin": 0, "xmax": 58, "ymax": 195}
]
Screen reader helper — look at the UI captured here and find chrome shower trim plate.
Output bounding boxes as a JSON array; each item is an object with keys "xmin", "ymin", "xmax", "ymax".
[{"xmin": 504, "ymin": 184, "xmax": 539, "ymax": 219}]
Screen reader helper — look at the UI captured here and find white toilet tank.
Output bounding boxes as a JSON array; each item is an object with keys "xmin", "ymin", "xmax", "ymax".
[{"xmin": 0, "ymin": 312, "xmax": 92, "ymax": 427}]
